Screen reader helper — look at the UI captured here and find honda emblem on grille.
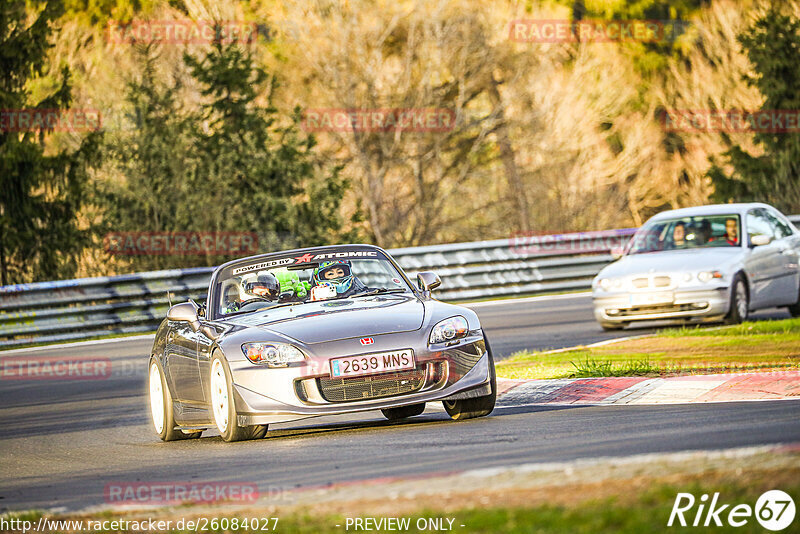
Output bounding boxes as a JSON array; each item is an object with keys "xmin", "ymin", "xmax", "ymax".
[{"xmin": 360, "ymin": 337, "xmax": 374, "ymax": 345}]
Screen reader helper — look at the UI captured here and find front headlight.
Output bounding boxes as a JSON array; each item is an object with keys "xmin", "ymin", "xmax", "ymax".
[
  {"xmin": 429, "ymin": 316, "xmax": 469, "ymax": 344},
  {"xmin": 697, "ymin": 271, "xmax": 723, "ymax": 283},
  {"xmin": 241, "ymin": 342, "xmax": 306, "ymax": 366},
  {"xmin": 597, "ymin": 278, "xmax": 622, "ymax": 291}
]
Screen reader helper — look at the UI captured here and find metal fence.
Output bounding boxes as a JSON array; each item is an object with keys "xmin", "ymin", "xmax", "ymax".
[{"xmin": 1, "ymin": 218, "xmax": 797, "ymax": 348}]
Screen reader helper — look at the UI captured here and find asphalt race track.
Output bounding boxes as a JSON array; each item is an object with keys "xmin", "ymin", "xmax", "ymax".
[{"xmin": 0, "ymin": 294, "xmax": 796, "ymax": 512}]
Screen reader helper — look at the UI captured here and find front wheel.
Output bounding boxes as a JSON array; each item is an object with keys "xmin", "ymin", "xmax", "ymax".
[
  {"xmin": 725, "ymin": 274, "xmax": 749, "ymax": 325},
  {"xmin": 382, "ymin": 403, "xmax": 426, "ymax": 420},
  {"xmin": 443, "ymin": 337, "xmax": 496, "ymax": 421},
  {"xmin": 788, "ymin": 282, "xmax": 800, "ymax": 317},
  {"xmin": 210, "ymin": 353, "xmax": 267, "ymax": 442}
]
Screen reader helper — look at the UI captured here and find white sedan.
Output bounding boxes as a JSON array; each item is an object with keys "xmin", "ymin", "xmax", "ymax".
[{"xmin": 592, "ymin": 203, "xmax": 800, "ymax": 330}]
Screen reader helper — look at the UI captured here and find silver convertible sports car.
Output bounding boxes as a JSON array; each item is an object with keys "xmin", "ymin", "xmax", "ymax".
[
  {"xmin": 593, "ymin": 203, "xmax": 800, "ymax": 330},
  {"xmin": 148, "ymin": 245, "xmax": 496, "ymax": 441}
]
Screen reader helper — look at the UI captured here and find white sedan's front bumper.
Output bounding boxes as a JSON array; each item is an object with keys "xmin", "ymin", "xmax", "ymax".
[{"xmin": 593, "ymin": 286, "xmax": 730, "ymax": 324}]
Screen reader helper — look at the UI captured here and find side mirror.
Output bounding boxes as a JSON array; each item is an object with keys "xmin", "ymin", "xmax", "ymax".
[
  {"xmin": 750, "ymin": 234, "xmax": 772, "ymax": 247},
  {"xmin": 417, "ymin": 272, "xmax": 442, "ymax": 292},
  {"xmin": 167, "ymin": 301, "xmax": 201, "ymax": 331}
]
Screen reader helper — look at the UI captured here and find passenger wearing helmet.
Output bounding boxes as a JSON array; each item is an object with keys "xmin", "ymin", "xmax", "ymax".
[
  {"xmin": 309, "ymin": 260, "xmax": 366, "ymax": 301},
  {"xmin": 222, "ymin": 283, "xmax": 242, "ymax": 314}
]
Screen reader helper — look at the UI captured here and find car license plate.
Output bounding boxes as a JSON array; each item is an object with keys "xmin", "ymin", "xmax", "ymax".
[
  {"xmin": 630, "ymin": 291, "xmax": 674, "ymax": 306},
  {"xmin": 330, "ymin": 349, "xmax": 414, "ymax": 378}
]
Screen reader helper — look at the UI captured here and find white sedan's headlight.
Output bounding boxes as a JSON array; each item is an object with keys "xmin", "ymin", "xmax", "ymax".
[
  {"xmin": 697, "ymin": 271, "xmax": 723, "ymax": 283},
  {"xmin": 429, "ymin": 316, "xmax": 469, "ymax": 344},
  {"xmin": 242, "ymin": 342, "xmax": 306, "ymax": 365},
  {"xmin": 597, "ymin": 278, "xmax": 622, "ymax": 291}
]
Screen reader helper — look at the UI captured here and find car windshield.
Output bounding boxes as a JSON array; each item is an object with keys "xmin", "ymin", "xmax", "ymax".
[
  {"xmin": 626, "ymin": 214, "xmax": 742, "ymax": 255},
  {"xmin": 213, "ymin": 249, "xmax": 413, "ymax": 317}
]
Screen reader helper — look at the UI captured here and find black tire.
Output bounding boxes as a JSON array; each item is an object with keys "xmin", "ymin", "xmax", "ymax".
[
  {"xmin": 443, "ymin": 336, "xmax": 496, "ymax": 421},
  {"xmin": 600, "ymin": 322, "xmax": 627, "ymax": 331},
  {"xmin": 148, "ymin": 359, "xmax": 201, "ymax": 441},
  {"xmin": 382, "ymin": 403, "xmax": 426, "ymax": 420},
  {"xmin": 725, "ymin": 273, "xmax": 749, "ymax": 325},
  {"xmin": 210, "ymin": 352, "xmax": 268, "ymax": 442},
  {"xmin": 788, "ymin": 281, "xmax": 800, "ymax": 317}
]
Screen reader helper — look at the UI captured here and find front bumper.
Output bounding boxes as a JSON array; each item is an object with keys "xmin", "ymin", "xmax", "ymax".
[
  {"xmin": 228, "ymin": 333, "xmax": 492, "ymax": 425},
  {"xmin": 593, "ymin": 287, "xmax": 730, "ymax": 324}
]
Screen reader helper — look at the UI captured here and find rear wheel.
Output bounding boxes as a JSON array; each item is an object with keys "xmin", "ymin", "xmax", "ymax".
[
  {"xmin": 725, "ymin": 274, "xmax": 749, "ymax": 324},
  {"xmin": 443, "ymin": 337, "xmax": 496, "ymax": 421},
  {"xmin": 149, "ymin": 359, "xmax": 201, "ymax": 441},
  {"xmin": 382, "ymin": 403, "xmax": 426, "ymax": 420},
  {"xmin": 210, "ymin": 353, "xmax": 267, "ymax": 442}
]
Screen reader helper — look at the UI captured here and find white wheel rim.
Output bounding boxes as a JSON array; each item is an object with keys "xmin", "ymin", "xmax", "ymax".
[
  {"xmin": 211, "ymin": 360, "xmax": 229, "ymax": 433},
  {"xmin": 736, "ymin": 281, "xmax": 748, "ymax": 318},
  {"xmin": 149, "ymin": 362, "xmax": 165, "ymax": 434}
]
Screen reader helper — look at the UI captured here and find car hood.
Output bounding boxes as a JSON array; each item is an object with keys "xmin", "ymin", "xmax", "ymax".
[
  {"xmin": 224, "ymin": 294, "xmax": 425, "ymax": 344},
  {"xmin": 599, "ymin": 248, "xmax": 745, "ymax": 278}
]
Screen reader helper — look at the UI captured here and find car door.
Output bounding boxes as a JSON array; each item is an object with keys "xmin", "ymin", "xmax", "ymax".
[
  {"xmin": 763, "ymin": 208, "xmax": 800, "ymax": 306},
  {"xmin": 196, "ymin": 326, "xmax": 216, "ymax": 406},
  {"xmin": 744, "ymin": 209, "xmax": 783, "ymax": 308},
  {"xmin": 164, "ymin": 321, "xmax": 204, "ymax": 404}
]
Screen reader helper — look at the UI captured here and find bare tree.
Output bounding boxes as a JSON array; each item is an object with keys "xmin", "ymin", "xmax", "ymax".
[{"xmin": 280, "ymin": 0, "xmax": 550, "ymax": 246}]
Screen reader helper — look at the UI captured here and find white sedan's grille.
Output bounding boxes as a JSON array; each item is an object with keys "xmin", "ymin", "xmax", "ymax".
[{"xmin": 631, "ymin": 275, "xmax": 672, "ymax": 289}]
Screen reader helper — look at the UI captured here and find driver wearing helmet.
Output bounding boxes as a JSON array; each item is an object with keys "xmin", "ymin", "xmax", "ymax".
[
  {"xmin": 310, "ymin": 260, "xmax": 366, "ymax": 301},
  {"xmin": 223, "ymin": 272, "xmax": 280, "ymax": 312},
  {"xmin": 243, "ymin": 272, "xmax": 280, "ymax": 300}
]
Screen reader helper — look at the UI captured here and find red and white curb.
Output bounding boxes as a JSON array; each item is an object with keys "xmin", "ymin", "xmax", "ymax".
[{"xmin": 496, "ymin": 371, "xmax": 800, "ymax": 406}]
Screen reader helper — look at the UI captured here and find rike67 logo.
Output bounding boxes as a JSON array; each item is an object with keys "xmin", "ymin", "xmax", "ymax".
[{"xmin": 668, "ymin": 490, "xmax": 796, "ymax": 531}]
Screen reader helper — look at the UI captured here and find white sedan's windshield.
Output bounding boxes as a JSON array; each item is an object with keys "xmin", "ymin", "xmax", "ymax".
[{"xmin": 627, "ymin": 214, "xmax": 741, "ymax": 255}]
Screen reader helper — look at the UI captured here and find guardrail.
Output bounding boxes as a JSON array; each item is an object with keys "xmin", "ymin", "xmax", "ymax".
[{"xmin": 1, "ymin": 216, "xmax": 798, "ymax": 348}]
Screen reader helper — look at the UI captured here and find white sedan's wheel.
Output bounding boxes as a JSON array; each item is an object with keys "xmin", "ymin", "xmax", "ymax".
[
  {"xmin": 725, "ymin": 274, "xmax": 749, "ymax": 324},
  {"xmin": 736, "ymin": 281, "xmax": 748, "ymax": 318},
  {"xmin": 211, "ymin": 359, "xmax": 229, "ymax": 433},
  {"xmin": 789, "ymin": 282, "xmax": 800, "ymax": 317}
]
